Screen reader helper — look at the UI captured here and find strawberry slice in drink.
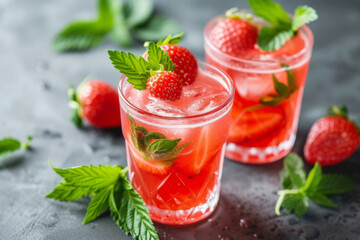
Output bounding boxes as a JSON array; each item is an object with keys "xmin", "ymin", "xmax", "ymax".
[
  {"xmin": 228, "ymin": 106, "xmax": 285, "ymax": 143},
  {"xmin": 174, "ymin": 125, "xmax": 223, "ymax": 176},
  {"xmin": 128, "ymin": 140, "xmax": 171, "ymax": 176}
]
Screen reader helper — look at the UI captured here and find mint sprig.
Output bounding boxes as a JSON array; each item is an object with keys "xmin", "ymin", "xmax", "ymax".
[
  {"xmin": 275, "ymin": 153, "xmax": 355, "ymax": 217},
  {"xmin": 0, "ymin": 135, "xmax": 32, "ymax": 162},
  {"xmin": 53, "ymin": 0, "xmax": 181, "ymax": 52},
  {"xmin": 129, "ymin": 115, "xmax": 189, "ymax": 164},
  {"xmin": 46, "ymin": 162, "xmax": 159, "ymax": 240},
  {"xmin": 108, "ymin": 41, "xmax": 175, "ymax": 90},
  {"xmin": 248, "ymin": 0, "xmax": 318, "ymax": 51}
]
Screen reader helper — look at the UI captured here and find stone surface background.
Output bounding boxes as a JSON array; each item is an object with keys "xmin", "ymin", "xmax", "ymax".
[{"xmin": 0, "ymin": 0, "xmax": 359, "ymax": 239}]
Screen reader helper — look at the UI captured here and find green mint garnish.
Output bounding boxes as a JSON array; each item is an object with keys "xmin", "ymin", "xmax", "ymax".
[
  {"xmin": 53, "ymin": 0, "xmax": 181, "ymax": 52},
  {"xmin": 129, "ymin": 115, "xmax": 189, "ymax": 164},
  {"xmin": 248, "ymin": 0, "xmax": 318, "ymax": 51},
  {"xmin": 0, "ymin": 135, "xmax": 32, "ymax": 162},
  {"xmin": 46, "ymin": 162, "xmax": 159, "ymax": 240},
  {"xmin": 275, "ymin": 153, "xmax": 355, "ymax": 217},
  {"xmin": 108, "ymin": 41, "xmax": 175, "ymax": 90}
]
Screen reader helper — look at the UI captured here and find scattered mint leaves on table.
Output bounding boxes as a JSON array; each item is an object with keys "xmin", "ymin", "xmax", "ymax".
[
  {"xmin": 46, "ymin": 162, "xmax": 159, "ymax": 240},
  {"xmin": 247, "ymin": 0, "xmax": 318, "ymax": 51},
  {"xmin": 53, "ymin": 0, "xmax": 182, "ymax": 52},
  {"xmin": 0, "ymin": 135, "xmax": 32, "ymax": 161},
  {"xmin": 275, "ymin": 153, "xmax": 355, "ymax": 217}
]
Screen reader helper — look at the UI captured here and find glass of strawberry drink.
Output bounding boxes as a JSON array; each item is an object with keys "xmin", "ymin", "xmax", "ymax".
[
  {"xmin": 110, "ymin": 37, "xmax": 234, "ymax": 224},
  {"xmin": 204, "ymin": 3, "xmax": 316, "ymax": 164}
]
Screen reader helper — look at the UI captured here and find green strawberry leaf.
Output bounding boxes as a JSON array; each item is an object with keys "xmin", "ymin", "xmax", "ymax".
[
  {"xmin": 156, "ymin": 32, "xmax": 184, "ymax": 46},
  {"xmin": 307, "ymin": 192, "xmax": 337, "ymax": 208},
  {"xmin": 68, "ymin": 86, "xmax": 83, "ymax": 128},
  {"xmin": 292, "ymin": 6, "xmax": 318, "ymax": 31},
  {"xmin": 147, "ymin": 42, "xmax": 175, "ymax": 72},
  {"xmin": 108, "ymin": 50, "xmax": 150, "ymax": 90},
  {"xmin": 248, "ymin": 0, "xmax": 291, "ymax": 29},
  {"xmin": 133, "ymin": 14, "xmax": 182, "ymax": 42},
  {"xmin": 316, "ymin": 174, "xmax": 355, "ymax": 195},
  {"xmin": 123, "ymin": 0, "xmax": 154, "ymax": 28},
  {"xmin": 147, "ymin": 139, "xmax": 181, "ymax": 155},
  {"xmin": 83, "ymin": 187, "xmax": 111, "ymax": 224},
  {"xmin": 327, "ymin": 105, "xmax": 349, "ymax": 119},
  {"xmin": 282, "ymin": 194, "xmax": 309, "ymax": 217},
  {"xmin": 257, "ymin": 27, "xmax": 294, "ymax": 51},
  {"xmin": 46, "ymin": 182, "xmax": 91, "ymax": 202},
  {"xmin": 110, "ymin": 177, "xmax": 159, "ymax": 240}
]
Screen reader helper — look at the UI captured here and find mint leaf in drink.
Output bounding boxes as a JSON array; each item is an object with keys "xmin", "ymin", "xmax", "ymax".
[
  {"xmin": 0, "ymin": 135, "xmax": 32, "ymax": 161},
  {"xmin": 133, "ymin": 14, "xmax": 182, "ymax": 42},
  {"xmin": 275, "ymin": 153, "xmax": 355, "ymax": 217},
  {"xmin": 316, "ymin": 174, "xmax": 355, "ymax": 195},
  {"xmin": 248, "ymin": 0, "xmax": 291, "ymax": 28},
  {"xmin": 248, "ymin": 0, "xmax": 318, "ymax": 51},
  {"xmin": 147, "ymin": 139, "xmax": 181, "ymax": 155},
  {"xmin": 292, "ymin": 6, "xmax": 318, "ymax": 31},
  {"xmin": 46, "ymin": 163, "xmax": 159, "ymax": 240}
]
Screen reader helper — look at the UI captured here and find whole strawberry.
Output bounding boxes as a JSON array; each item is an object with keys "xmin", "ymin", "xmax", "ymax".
[
  {"xmin": 304, "ymin": 106, "xmax": 360, "ymax": 166},
  {"xmin": 146, "ymin": 71, "xmax": 183, "ymax": 101},
  {"xmin": 68, "ymin": 80, "xmax": 121, "ymax": 128},
  {"xmin": 210, "ymin": 8, "xmax": 258, "ymax": 55}
]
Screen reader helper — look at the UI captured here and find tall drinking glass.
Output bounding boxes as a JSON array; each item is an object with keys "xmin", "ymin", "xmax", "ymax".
[
  {"xmin": 118, "ymin": 62, "xmax": 234, "ymax": 224},
  {"xmin": 204, "ymin": 15, "xmax": 314, "ymax": 164}
]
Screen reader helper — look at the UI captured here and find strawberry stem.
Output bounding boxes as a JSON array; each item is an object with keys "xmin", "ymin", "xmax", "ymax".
[{"xmin": 225, "ymin": 8, "xmax": 253, "ymax": 20}]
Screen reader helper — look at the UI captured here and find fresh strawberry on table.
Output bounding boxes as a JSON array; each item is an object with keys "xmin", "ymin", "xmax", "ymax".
[
  {"xmin": 68, "ymin": 79, "xmax": 121, "ymax": 128},
  {"xmin": 304, "ymin": 105, "xmax": 360, "ymax": 166},
  {"xmin": 209, "ymin": 8, "xmax": 258, "ymax": 55}
]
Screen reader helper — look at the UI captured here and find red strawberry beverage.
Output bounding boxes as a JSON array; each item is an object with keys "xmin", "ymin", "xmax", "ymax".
[
  {"xmin": 204, "ymin": 3, "xmax": 316, "ymax": 164},
  {"xmin": 110, "ymin": 37, "xmax": 234, "ymax": 224}
]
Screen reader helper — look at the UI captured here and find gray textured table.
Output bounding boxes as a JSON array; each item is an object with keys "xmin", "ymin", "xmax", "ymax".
[{"xmin": 1, "ymin": 0, "xmax": 360, "ymax": 239}]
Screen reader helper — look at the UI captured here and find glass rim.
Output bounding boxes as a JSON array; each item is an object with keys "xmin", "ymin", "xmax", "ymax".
[
  {"xmin": 204, "ymin": 14, "xmax": 314, "ymax": 65},
  {"xmin": 118, "ymin": 61, "xmax": 235, "ymax": 121}
]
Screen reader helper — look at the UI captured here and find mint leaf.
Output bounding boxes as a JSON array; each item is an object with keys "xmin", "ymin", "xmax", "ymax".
[
  {"xmin": 307, "ymin": 192, "xmax": 337, "ymax": 208},
  {"xmin": 108, "ymin": 50, "xmax": 150, "ymax": 90},
  {"xmin": 248, "ymin": 0, "xmax": 291, "ymax": 28},
  {"xmin": 109, "ymin": 0, "xmax": 132, "ymax": 48},
  {"xmin": 46, "ymin": 182, "xmax": 91, "ymax": 202},
  {"xmin": 83, "ymin": 187, "xmax": 111, "ymax": 224},
  {"xmin": 123, "ymin": 0, "xmax": 154, "ymax": 28},
  {"xmin": 50, "ymin": 164, "xmax": 123, "ymax": 190},
  {"xmin": 316, "ymin": 174, "xmax": 355, "ymax": 195},
  {"xmin": 282, "ymin": 194, "xmax": 309, "ymax": 217},
  {"xmin": 147, "ymin": 139, "xmax": 181, "ymax": 155},
  {"xmin": 282, "ymin": 153, "xmax": 306, "ymax": 189},
  {"xmin": 133, "ymin": 14, "xmax": 182, "ymax": 42},
  {"xmin": 147, "ymin": 42, "xmax": 175, "ymax": 72},
  {"xmin": 143, "ymin": 132, "xmax": 166, "ymax": 146},
  {"xmin": 303, "ymin": 162, "xmax": 322, "ymax": 192},
  {"xmin": 272, "ymin": 74, "xmax": 289, "ymax": 98},
  {"xmin": 0, "ymin": 136, "xmax": 32, "ymax": 161},
  {"xmin": 110, "ymin": 177, "xmax": 159, "ymax": 240},
  {"xmin": 292, "ymin": 6, "xmax": 318, "ymax": 31},
  {"xmin": 0, "ymin": 138, "xmax": 21, "ymax": 161},
  {"xmin": 257, "ymin": 27, "xmax": 294, "ymax": 52}
]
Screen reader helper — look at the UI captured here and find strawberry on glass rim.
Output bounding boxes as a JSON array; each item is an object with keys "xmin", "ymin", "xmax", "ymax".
[
  {"xmin": 108, "ymin": 33, "xmax": 234, "ymax": 225},
  {"xmin": 204, "ymin": 0, "xmax": 317, "ymax": 164}
]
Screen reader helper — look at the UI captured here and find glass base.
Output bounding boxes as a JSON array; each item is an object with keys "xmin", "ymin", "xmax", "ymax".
[
  {"xmin": 147, "ymin": 185, "xmax": 220, "ymax": 225},
  {"xmin": 225, "ymin": 134, "xmax": 296, "ymax": 164}
]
